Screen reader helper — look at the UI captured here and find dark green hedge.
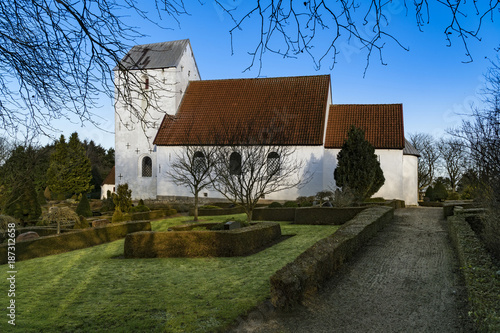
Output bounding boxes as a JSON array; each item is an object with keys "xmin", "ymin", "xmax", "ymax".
[
  {"xmin": 129, "ymin": 209, "xmax": 177, "ymax": 221},
  {"xmin": 252, "ymin": 208, "xmax": 296, "ymax": 221},
  {"xmin": 124, "ymin": 222, "xmax": 281, "ymax": 258},
  {"xmin": 294, "ymin": 207, "xmax": 366, "ymax": 225},
  {"xmin": 0, "ymin": 221, "xmax": 151, "ymax": 264},
  {"xmin": 269, "ymin": 206, "xmax": 394, "ymax": 309},
  {"xmin": 448, "ymin": 214, "xmax": 500, "ymax": 332},
  {"xmin": 189, "ymin": 206, "xmax": 246, "ymax": 216}
]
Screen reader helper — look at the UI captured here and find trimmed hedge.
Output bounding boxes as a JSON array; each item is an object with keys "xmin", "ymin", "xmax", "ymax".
[
  {"xmin": 252, "ymin": 208, "xmax": 296, "ymax": 221},
  {"xmin": 447, "ymin": 214, "xmax": 500, "ymax": 332},
  {"xmin": 124, "ymin": 222, "xmax": 281, "ymax": 258},
  {"xmin": 0, "ymin": 221, "xmax": 151, "ymax": 264},
  {"xmin": 294, "ymin": 207, "xmax": 366, "ymax": 225},
  {"xmin": 252, "ymin": 206, "xmax": 367, "ymax": 225},
  {"xmin": 269, "ymin": 206, "xmax": 394, "ymax": 308},
  {"xmin": 189, "ymin": 206, "xmax": 246, "ymax": 216},
  {"xmin": 129, "ymin": 209, "xmax": 177, "ymax": 221}
]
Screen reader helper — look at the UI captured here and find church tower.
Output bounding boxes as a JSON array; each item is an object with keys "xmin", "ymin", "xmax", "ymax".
[{"xmin": 114, "ymin": 40, "xmax": 200, "ymax": 199}]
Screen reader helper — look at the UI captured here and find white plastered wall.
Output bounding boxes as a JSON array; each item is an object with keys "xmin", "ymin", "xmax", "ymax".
[
  {"xmin": 402, "ymin": 154, "xmax": 419, "ymax": 205},
  {"xmin": 114, "ymin": 43, "xmax": 200, "ymax": 199}
]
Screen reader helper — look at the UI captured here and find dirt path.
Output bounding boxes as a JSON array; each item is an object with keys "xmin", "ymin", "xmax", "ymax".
[{"xmin": 230, "ymin": 207, "xmax": 474, "ymax": 333}]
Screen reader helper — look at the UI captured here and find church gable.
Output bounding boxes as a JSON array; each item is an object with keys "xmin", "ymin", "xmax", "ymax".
[
  {"xmin": 153, "ymin": 75, "xmax": 331, "ymax": 146},
  {"xmin": 325, "ymin": 104, "xmax": 405, "ymax": 149}
]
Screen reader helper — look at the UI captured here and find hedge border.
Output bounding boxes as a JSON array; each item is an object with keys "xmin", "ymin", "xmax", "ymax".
[
  {"xmin": 447, "ymin": 213, "xmax": 500, "ymax": 332},
  {"xmin": 0, "ymin": 221, "xmax": 151, "ymax": 264},
  {"xmin": 124, "ymin": 222, "xmax": 281, "ymax": 258},
  {"xmin": 269, "ymin": 206, "xmax": 394, "ymax": 308},
  {"xmin": 294, "ymin": 207, "xmax": 366, "ymax": 225}
]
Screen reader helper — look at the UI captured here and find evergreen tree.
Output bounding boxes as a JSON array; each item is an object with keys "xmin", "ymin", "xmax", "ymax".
[
  {"xmin": 334, "ymin": 126, "xmax": 385, "ymax": 202},
  {"xmin": 76, "ymin": 194, "xmax": 93, "ymax": 217},
  {"xmin": 4, "ymin": 177, "xmax": 41, "ymax": 222},
  {"xmin": 433, "ymin": 181, "xmax": 449, "ymax": 202},
  {"xmin": 113, "ymin": 183, "xmax": 132, "ymax": 213},
  {"xmin": 47, "ymin": 133, "xmax": 93, "ymax": 197}
]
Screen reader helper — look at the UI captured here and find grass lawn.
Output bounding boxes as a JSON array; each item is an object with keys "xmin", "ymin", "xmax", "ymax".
[{"xmin": 1, "ymin": 214, "xmax": 338, "ymax": 332}]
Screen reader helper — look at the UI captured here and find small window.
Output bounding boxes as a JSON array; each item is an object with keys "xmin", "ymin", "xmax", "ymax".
[
  {"xmin": 142, "ymin": 156, "xmax": 152, "ymax": 177},
  {"xmin": 193, "ymin": 151, "xmax": 206, "ymax": 175},
  {"xmin": 143, "ymin": 75, "xmax": 149, "ymax": 90},
  {"xmin": 229, "ymin": 152, "xmax": 242, "ymax": 175},
  {"xmin": 267, "ymin": 152, "xmax": 280, "ymax": 176}
]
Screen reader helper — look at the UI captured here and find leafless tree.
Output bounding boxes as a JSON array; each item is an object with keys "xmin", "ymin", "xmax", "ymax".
[
  {"xmin": 2, "ymin": 1, "xmax": 499, "ymax": 135},
  {"xmin": 0, "ymin": 137, "xmax": 13, "ymax": 166},
  {"xmin": 437, "ymin": 138, "xmax": 468, "ymax": 193},
  {"xmin": 217, "ymin": 1, "xmax": 500, "ymax": 75},
  {"xmin": 166, "ymin": 145, "xmax": 218, "ymax": 221},
  {"xmin": 209, "ymin": 120, "xmax": 309, "ymax": 222},
  {"xmin": 409, "ymin": 133, "xmax": 440, "ymax": 191},
  {"xmin": 0, "ymin": 0, "xmax": 188, "ymax": 136}
]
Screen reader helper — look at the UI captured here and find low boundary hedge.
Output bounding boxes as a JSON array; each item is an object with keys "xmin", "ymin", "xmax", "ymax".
[
  {"xmin": 124, "ymin": 222, "xmax": 281, "ymax": 258},
  {"xmin": 269, "ymin": 206, "xmax": 394, "ymax": 308},
  {"xmin": 447, "ymin": 213, "xmax": 500, "ymax": 332},
  {"xmin": 191, "ymin": 206, "xmax": 246, "ymax": 216},
  {"xmin": 294, "ymin": 207, "xmax": 366, "ymax": 225},
  {"xmin": 0, "ymin": 221, "xmax": 151, "ymax": 264},
  {"xmin": 252, "ymin": 208, "xmax": 296, "ymax": 221}
]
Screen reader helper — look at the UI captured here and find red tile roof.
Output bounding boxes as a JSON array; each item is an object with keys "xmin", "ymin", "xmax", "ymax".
[
  {"xmin": 102, "ymin": 166, "xmax": 115, "ymax": 185},
  {"xmin": 153, "ymin": 75, "xmax": 331, "ymax": 146},
  {"xmin": 325, "ymin": 104, "xmax": 405, "ymax": 149}
]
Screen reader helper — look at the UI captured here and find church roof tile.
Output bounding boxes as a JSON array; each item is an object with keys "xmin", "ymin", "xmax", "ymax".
[
  {"xmin": 153, "ymin": 75, "xmax": 331, "ymax": 146},
  {"xmin": 325, "ymin": 104, "xmax": 405, "ymax": 149}
]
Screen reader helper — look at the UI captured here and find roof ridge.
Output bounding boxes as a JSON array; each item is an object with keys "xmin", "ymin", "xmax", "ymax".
[{"xmin": 190, "ymin": 74, "xmax": 330, "ymax": 83}]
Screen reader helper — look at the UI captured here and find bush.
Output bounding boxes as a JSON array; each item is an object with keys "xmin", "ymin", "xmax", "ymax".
[
  {"xmin": 300, "ymin": 201, "xmax": 313, "ymax": 207},
  {"xmin": 112, "ymin": 207, "xmax": 130, "ymax": 223},
  {"xmin": 283, "ymin": 201, "xmax": 299, "ymax": 208},
  {"xmin": 130, "ymin": 205, "xmax": 150, "ymax": 213},
  {"xmin": 74, "ymin": 215, "xmax": 90, "ymax": 229},
  {"xmin": 100, "ymin": 191, "xmax": 115, "ymax": 212},
  {"xmin": 424, "ymin": 186, "xmax": 435, "ymax": 201},
  {"xmin": 315, "ymin": 190, "xmax": 333, "ymax": 204},
  {"xmin": 331, "ymin": 188, "xmax": 355, "ymax": 207},
  {"xmin": 113, "ymin": 184, "xmax": 132, "ymax": 213},
  {"xmin": 447, "ymin": 191, "xmax": 460, "ymax": 200},
  {"xmin": 433, "ymin": 182, "xmax": 448, "ymax": 202},
  {"xmin": 43, "ymin": 206, "xmax": 79, "ymax": 234},
  {"xmin": 268, "ymin": 202, "xmax": 282, "ymax": 208},
  {"xmin": 76, "ymin": 194, "xmax": 93, "ymax": 217}
]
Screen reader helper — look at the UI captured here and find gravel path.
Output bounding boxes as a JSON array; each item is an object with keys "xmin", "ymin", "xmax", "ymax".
[{"xmin": 230, "ymin": 207, "xmax": 474, "ymax": 333}]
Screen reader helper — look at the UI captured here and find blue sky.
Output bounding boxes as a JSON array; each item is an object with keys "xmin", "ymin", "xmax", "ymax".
[{"xmin": 48, "ymin": 1, "xmax": 500, "ymax": 149}]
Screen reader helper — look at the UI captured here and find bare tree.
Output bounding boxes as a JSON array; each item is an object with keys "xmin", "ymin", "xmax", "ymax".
[
  {"xmin": 209, "ymin": 121, "xmax": 309, "ymax": 222},
  {"xmin": 437, "ymin": 138, "xmax": 468, "ymax": 193},
  {"xmin": 167, "ymin": 145, "xmax": 217, "ymax": 221},
  {"xmin": 217, "ymin": 1, "xmax": 500, "ymax": 75},
  {"xmin": 409, "ymin": 133, "xmax": 440, "ymax": 191},
  {"xmin": 2, "ymin": 1, "xmax": 499, "ymax": 135}
]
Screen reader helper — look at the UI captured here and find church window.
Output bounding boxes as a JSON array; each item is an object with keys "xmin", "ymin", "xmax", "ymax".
[
  {"xmin": 229, "ymin": 152, "xmax": 242, "ymax": 175},
  {"xmin": 193, "ymin": 151, "xmax": 206, "ymax": 176},
  {"xmin": 142, "ymin": 156, "xmax": 153, "ymax": 177},
  {"xmin": 267, "ymin": 152, "xmax": 280, "ymax": 176},
  {"xmin": 143, "ymin": 75, "xmax": 149, "ymax": 90}
]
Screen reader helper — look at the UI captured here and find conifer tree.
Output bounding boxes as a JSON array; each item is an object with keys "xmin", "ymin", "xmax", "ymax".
[
  {"xmin": 76, "ymin": 194, "xmax": 93, "ymax": 217},
  {"xmin": 47, "ymin": 133, "xmax": 93, "ymax": 197},
  {"xmin": 334, "ymin": 126, "xmax": 385, "ymax": 202}
]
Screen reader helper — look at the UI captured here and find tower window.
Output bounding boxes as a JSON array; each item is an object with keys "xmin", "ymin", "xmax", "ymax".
[
  {"xmin": 142, "ymin": 156, "xmax": 153, "ymax": 177},
  {"xmin": 267, "ymin": 152, "xmax": 280, "ymax": 176}
]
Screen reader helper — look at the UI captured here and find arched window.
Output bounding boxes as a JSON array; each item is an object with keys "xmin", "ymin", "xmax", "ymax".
[
  {"xmin": 142, "ymin": 156, "xmax": 152, "ymax": 177},
  {"xmin": 229, "ymin": 152, "xmax": 242, "ymax": 175},
  {"xmin": 193, "ymin": 151, "xmax": 206, "ymax": 175},
  {"xmin": 267, "ymin": 152, "xmax": 280, "ymax": 176}
]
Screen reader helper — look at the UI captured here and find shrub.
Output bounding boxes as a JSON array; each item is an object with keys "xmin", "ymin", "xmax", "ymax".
[
  {"xmin": 74, "ymin": 215, "xmax": 90, "ymax": 229},
  {"xmin": 331, "ymin": 188, "xmax": 355, "ymax": 207},
  {"xmin": 130, "ymin": 205, "xmax": 150, "ymax": 213},
  {"xmin": 424, "ymin": 186, "xmax": 435, "ymax": 201},
  {"xmin": 300, "ymin": 201, "xmax": 313, "ymax": 207},
  {"xmin": 315, "ymin": 190, "xmax": 333, "ymax": 204},
  {"xmin": 112, "ymin": 207, "xmax": 130, "ymax": 223},
  {"xmin": 43, "ymin": 186, "xmax": 52, "ymax": 200},
  {"xmin": 100, "ymin": 191, "xmax": 115, "ymax": 212},
  {"xmin": 76, "ymin": 194, "xmax": 93, "ymax": 217},
  {"xmin": 37, "ymin": 190, "xmax": 47, "ymax": 205},
  {"xmin": 4, "ymin": 183, "xmax": 42, "ymax": 222},
  {"xmin": 43, "ymin": 206, "xmax": 79, "ymax": 234},
  {"xmin": 268, "ymin": 202, "xmax": 282, "ymax": 208},
  {"xmin": 433, "ymin": 182, "xmax": 448, "ymax": 202},
  {"xmin": 447, "ymin": 191, "xmax": 460, "ymax": 200},
  {"xmin": 113, "ymin": 184, "xmax": 132, "ymax": 213},
  {"xmin": 283, "ymin": 201, "xmax": 299, "ymax": 207}
]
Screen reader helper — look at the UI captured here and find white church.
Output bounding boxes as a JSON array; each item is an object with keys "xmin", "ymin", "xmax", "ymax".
[{"xmin": 111, "ymin": 39, "xmax": 420, "ymax": 206}]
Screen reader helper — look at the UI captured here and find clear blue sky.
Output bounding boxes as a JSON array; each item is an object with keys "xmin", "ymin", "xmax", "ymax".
[{"xmin": 49, "ymin": 1, "xmax": 500, "ymax": 149}]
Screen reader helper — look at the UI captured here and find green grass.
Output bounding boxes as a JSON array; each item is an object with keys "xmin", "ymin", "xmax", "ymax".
[{"xmin": 1, "ymin": 214, "xmax": 338, "ymax": 332}]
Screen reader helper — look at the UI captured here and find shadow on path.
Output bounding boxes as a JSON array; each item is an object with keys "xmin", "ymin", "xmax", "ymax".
[{"xmin": 230, "ymin": 207, "xmax": 475, "ymax": 333}]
